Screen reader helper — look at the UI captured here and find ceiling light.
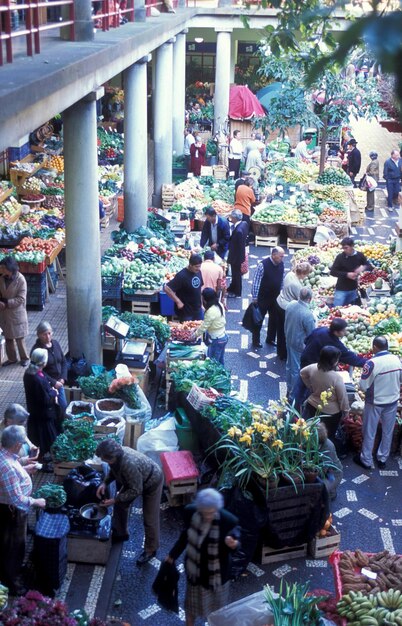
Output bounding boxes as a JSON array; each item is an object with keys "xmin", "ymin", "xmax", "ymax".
[{"xmin": 194, "ymin": 37, "xmax": 204, "ymax": 44}]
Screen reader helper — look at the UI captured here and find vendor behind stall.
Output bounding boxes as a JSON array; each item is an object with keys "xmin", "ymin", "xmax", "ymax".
[{"xmin": 164, "ymin": 254, "xmax": 204, "ymax": 322}]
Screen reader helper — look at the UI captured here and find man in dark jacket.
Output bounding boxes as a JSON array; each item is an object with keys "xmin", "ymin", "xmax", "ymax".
[
  {"xmin": 200, "ymin": 207, "xmax": 230, "ymax": 259},
  {"xmin": 227, "ymin": 209, "xmax": 248, "ymax": 298},
  {"xmin": 330, "ymin": 236, "xmax": 371, "ymax": 307},
  {"xmin": 383, "ymin": 149, "xmax": 402, "ymax": 210},
  {"xmin": 294, "ymin": 318, "xmax": 367, "ymax": 410},
  {"xmin": 250, "ymin": 247, "xmax": 285, "ymax": 349},
  {"xmin": 346, "ymin": 139, "xmax": 361, "ymax": 186}
]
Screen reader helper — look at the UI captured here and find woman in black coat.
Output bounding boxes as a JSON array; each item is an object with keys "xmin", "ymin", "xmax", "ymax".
[
  {"xmin": 167, "ymin": 488, "xmax": 240, "ymax": 626},
  {"xmin": 23, "ymin": 348, "xmax": 59, "ymax": 457},
  {"xmin": 31, "ymin": 321, "xmax": 67, "ymax": 412}
]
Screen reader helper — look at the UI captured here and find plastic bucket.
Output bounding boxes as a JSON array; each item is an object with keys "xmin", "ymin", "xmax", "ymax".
[{"xmin": 175, "ymin": 408, "xmax": 199, "ymax": 454}]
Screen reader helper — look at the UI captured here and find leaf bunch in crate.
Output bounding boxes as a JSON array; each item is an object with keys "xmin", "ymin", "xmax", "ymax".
[
  {"xmin": 51, "ymin": 420, "xmax": 98, "ymax": 462},
  {"xmin": 338, "ymin": 549, "xmax": 402, "ymax": 595}
]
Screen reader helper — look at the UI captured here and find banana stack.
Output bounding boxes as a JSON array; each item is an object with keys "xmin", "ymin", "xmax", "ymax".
[{"xmin": 337, "ymin": 589, "xmax": 402, "ymax": 625}]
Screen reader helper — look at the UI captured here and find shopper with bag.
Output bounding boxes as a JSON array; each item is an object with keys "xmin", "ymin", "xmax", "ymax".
[
  {"xmin": 250, "ymin": 247, "xmax": 285, "ymax": 349},
  {"xmin": 364, "ymin": 151, "xmax": 379, "ymax": 211},
  {"xmin": 226, "ymin": 210, "xmax": 248, "ymax": 298}
]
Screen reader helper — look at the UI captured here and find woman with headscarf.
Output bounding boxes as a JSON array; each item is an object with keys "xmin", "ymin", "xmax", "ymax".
[
  {"xmin": 365, "ymin": 151, "xmax": 379, "ymax": 211},
  {"xmin": 23, "ymin": 348, "xmax": 59, "ymax": 457},
  {"xmin": 31, "ymin": 321, "xmax": 68, "ymax": 412},
  {"xmin": 0, "ymin": 256, "xmax": 29, "ymax": 367},
  {"xmin": 166, "ymin": 488, "xmax": 240, "ymax": 626},
  {"xmin": 189, "ymin": 136, "xmax": 206, "ymax": 176}
]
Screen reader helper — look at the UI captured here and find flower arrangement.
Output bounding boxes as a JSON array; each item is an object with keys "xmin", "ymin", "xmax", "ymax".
[
  {"xmin": 0, "ymin": 590, "xmax": 106, "ymax": 625},
  {"xmin": 211, "ymin": 400, "xmax": 334, "ymax": 495}
]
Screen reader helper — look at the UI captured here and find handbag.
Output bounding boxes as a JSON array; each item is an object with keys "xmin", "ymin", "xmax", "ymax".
[
  {"xmin": 366, "ymin": 174, "xmax": 377, "ymax": 190},
  {"xmin": 240, "ymin": 253, "xmax": 249, "ymax": 275},
  {"xmin": 359, "ymin": 174, "xmax": 368, "ymax": 191},
  {"xmin": 242, "ymin": 303, "xmax": 263, "ymax": 331}
]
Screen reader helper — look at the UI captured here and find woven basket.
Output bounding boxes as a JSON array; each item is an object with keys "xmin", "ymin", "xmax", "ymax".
[
  {"xmin": 251, "ymin": 220, "xmax": 280, "ymax": 237},
  {"xmin": 286, "ymin": 224, "xmax": 316, "ymax": 241}
]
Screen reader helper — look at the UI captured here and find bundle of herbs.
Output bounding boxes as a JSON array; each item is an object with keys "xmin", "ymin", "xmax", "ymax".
[{"xmin": 170, "ymin": 359, "xmax": 231, "ymax": 394}]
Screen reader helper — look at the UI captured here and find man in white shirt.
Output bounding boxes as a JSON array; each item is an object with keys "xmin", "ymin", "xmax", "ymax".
[
  {"xmin": 294, "ymin": 135, "xmax": 315, "ymax": 161},
  {"xmin": 228, "ymin": 130, "xmax": 243, "ymax": 179},
  {"xmin": 183, "ymin": 128, "xmax": 195, "ymax": 173}
]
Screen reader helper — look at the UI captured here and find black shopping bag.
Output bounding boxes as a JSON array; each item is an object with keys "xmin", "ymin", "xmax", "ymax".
[{"xmin": 242, "ymin": 303, "xmax": 263, "ymax": 332}]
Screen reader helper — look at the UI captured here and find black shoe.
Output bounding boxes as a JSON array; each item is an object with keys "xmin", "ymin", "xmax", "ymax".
[
  {"xmin": 2, "ymin": 360, "xmax": 18, "ymax": 367},
  {"xmin": 136, "ymin": 550, "xmax": 156, "ymax": 566},
  {"xmin": 266, "ymin": 340, "xmax": 276, "ymax": 346},
  {"xmin": 20, "ymin": 359, "xmax": 30, "ymax": 367},
  {"xmin": 252, "ymin": 343, "xmax": 262, "ymax": 349},
  {"xmin": 377, "ymin": 459, "xmax": 386, "ymax": 469},
  {"xmin": 112, "ymin": 533, "xmax": 129, "ymax": 544},
  {"xmin": 227, "ymin": 293, "xmax": 239, "ymax": 298},
  {"xmin": 353, "ymin": 454, "xmax": 373, "ymax": 470}
]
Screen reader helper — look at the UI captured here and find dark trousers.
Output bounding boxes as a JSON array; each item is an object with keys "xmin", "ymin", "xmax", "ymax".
[
  {"xmin": 275, "ymin": 303, "xmax": 287, "ymax": 360},
  {"xmin": 252, "ymin": 299, "xmax": 277, "ymax": 345},
  {"xmin": 386, "ymin": 179, "xmax": 400, "ymax": 208},
  {"xmin": 228, "ymin": 158, "xmax": 241, "ymax": 179},
  {"xmin": 0, "ymin": 503, "xmax": 27, "ymax": 592},
  {"xmin": 228, "ymin": 263, "xmax": 242, "ymax": 296},
  {"xmin": 303, "ymin": 402, "xmax": 342, "ymax": 441}
]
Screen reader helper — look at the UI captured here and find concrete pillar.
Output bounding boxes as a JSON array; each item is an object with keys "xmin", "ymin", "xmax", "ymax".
[
  {"xmin": 230, "ymin": 37, "xmax": 238, "ymax": 84},
  {"xmin": 63, "ymin": 90, "xmax": 103, "ymax": 365},
  {"xmin": 134, "ymin": 0, "xmax": 146, "ymax": 22},
  {"xmin": 152, "ymin": 39, "xmax": 174, "ymax": 208},
  {"xmin": 172, "ymin": 31, "xmax": 187, "ymax": 156},
  {"xmin": 124, "ymin": 55, "xmax": 150, "ymax": 232},
  {"xmin": 70, "ymin": 0, "xmax": 93, "ymax": 41},
  {"xmin": 214, "ymin": 29, "xmax": 232, "ymax": 134}
]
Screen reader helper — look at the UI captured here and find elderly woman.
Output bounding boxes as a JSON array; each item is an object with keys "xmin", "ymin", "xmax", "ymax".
[
  {"xmin": 275, "ymin": 261, "xmax": 313, "ymax": 361},
  {"xmin": 365, "ymin": 150, "xmax": 379, "ymax": 211},
  {"xmin": 0, "ymin": 256, "xmax": 29, "ymax": 367},
  {"xmin": 301, "ymin": 345, "xmax": 350, "ymax": 441},
  {"xmin": 0, "ymin": 404, "xmax": 38, "ymax": 466},
  {"xmin": 31, "ymin": 321, "xmax": 68, "ymax": 412},
  {"xmin": 190, "ymin": 136, "xmax": 206, "ymax": 176},
  {"xmin": 167, "ymin": 489, "xmax": 240, "ymax": 626},
  {"xmin": 23, "ymin": 348, "xmax": 59, "ymax": 457}
]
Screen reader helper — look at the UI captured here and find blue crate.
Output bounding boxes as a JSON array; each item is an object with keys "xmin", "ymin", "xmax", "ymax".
[
  {"xmin": 159, "ymin": 291, "xmax": 175, "ymax": 316},
  {"xmin": 24, "ymin": 272, "xmax": 46, "ymax": 287},
  {"xmin": 102, "ymin": 274, "xmax": 123, "ymax": 299},
  {"xmin": 122, "ymin": 290, "xmax": 159, "ymax": 302}
]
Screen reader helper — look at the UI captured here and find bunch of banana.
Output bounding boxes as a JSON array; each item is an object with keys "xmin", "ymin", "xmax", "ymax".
[
  {"xmin": 0, "ymin": 583, "xmax": 8, "ymax": 609},
  {"xmin": 337, "ymin": 589, "xmax": 402, "ymax": 625}
]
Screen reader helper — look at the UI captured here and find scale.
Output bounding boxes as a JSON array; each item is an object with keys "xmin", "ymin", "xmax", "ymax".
[{"xmin": 116, "ymin": 340, "xmax": 149, "ymax": 368}]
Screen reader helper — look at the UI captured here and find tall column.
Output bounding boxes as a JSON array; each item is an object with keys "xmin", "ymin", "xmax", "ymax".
[
  {"xmin": 63, "ymin": 90, "xmax": 103, "ymax": 365},
  {"xmin": 124, "ymin": 55, "xmax": 150, "ymax": 231},
  {"xmin": 214, "ymin": 29, "xmax": 232, "ymax": 134},
  {"xmin": 73, "ymin": 0, "xmax": 94, "ymax": 41},
  {"xmin": 230, "ymin": 37, "xmax": 238, "ymax": 84},
  {"xmin": 172, "ymin": 31, "xmax": 187, "ymax": 156},
  {"xmin": 152, "ymin": 38, "xmax": 174, "ymax": 207},
  {"xmin": 134, "ymin": 0, "xmax": 146, "ymax": 21}
]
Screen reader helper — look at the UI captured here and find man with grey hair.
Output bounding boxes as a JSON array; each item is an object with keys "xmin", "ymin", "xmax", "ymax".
[
  {"xmin": 284, "ymin": 287, "xmax": 316, "ymax": 403},
  {"xmin": 227, "ymin": 209, "xmax": 248, "ymax": 298},
  {"xmin": 251, "ymin": 247, "xmax": 285, "ymax": 349},
  {"xmin": 383, "ymin": 149, "xmax": 402, "ymax": 210},
  {"xmin": 0, "ymin": 425, "xmax": 45, "ymax": 594}
]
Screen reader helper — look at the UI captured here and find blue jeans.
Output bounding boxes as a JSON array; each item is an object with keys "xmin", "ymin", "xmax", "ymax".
[
  {"xmin": 333, "ymin": 289, "xmax": 358, "ymax": 307},
  {"xmin": 386, "ymin": 179, "xmax": 400, "ymax": 208},
  {"xmin": 207, "ymin": 334, "xmax": 228, "ymax": 366},
  {"xmin": 286, "ymin": 347, "xmax": 302, "ymax": 403},
  {"xmin": 57, "ymin": 386, "xmax": 67, "ymax": 413}
]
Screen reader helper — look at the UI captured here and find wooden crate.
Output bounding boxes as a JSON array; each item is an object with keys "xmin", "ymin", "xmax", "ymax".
[
  {"xmin": 53, "ymin": 460, "xmax": 81, "ymax": 477},
  {"xmin": 287, "ymin": 237, "xmax": 311, "ymax": 249},
  {"xmin": 10, "ymin": 154, "xmax": 45, "ymax": 186},
  {"xmin": 200, "ymin": 165, "xmax": 213, "ymax": 177},
  {"xmin": 131, "ymin": 301, "xmax": 152, "ymax": 314},
  {"xmin": 0, "ymin": 186, "xmax": 13, "ymax": 204},
  {"xmin": 213, "ymin": 165, "xmax": 227, "ymax": 180},
  {"xmin": 123, "ymin": 419, "xmax": 145, "ymax": 449},
  {"xmin": 255, "ymin": 235, "xmax": 280, "ymax": 248},
  {"xmin": 101, "ymin": 331, "xmax": 117, "ymax": 351},
  {"xmin": 167, "ymin": 477, "xmax": 197, "ymax": 507},
  {"xmin": 308, "ymin": 525, "xmax": 340, "ymax": 559},
  {"xmin": 64, "ymin": 386, "xmax": 82, "ymax": 403},
  {"xmin": 260, "ymin": 542, "xmax": 307, "ymax": 565},
  {"xmin": 67, "ymin": 535, "xmax": 111, "ymax": 565}
]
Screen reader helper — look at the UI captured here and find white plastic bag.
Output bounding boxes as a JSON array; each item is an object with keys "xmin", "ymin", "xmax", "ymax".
[
  {"xmin": 208, "ymin": 591, "xmax": 274, "ymax": 626},
  {"xmin": 95, "ymin": 398, "xmax": 125, "ymax": 421},
  {"xmin": 136, "ymin": 417, "xmax": 178, "ymax": 466},
  {"xmin": 366, "ymin": 174, "xmax": 377, "ymax": 190},
  {"xmin": 124, "ymin": 386, "xmax": 152, "ymax": 422}
]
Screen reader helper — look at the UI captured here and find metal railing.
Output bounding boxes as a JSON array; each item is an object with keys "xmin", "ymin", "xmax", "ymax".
[
  {"xmin": 144, "ymin": 0, "xmax": 178, "ymax": 17},
  {"xmin": 92, "ymin": 0, "xmax": 134, "ymax": 31}
]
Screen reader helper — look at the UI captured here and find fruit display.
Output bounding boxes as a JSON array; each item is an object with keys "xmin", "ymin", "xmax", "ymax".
[
  {"xmin": 15, "ymin": 236, "xmax": 60, "ymax": 257},
  {"xmin": 310, "ymin": 183, "xmax": 348, "ymax": 204},
  {"xmin": 47, "ymin": 155, "xmax": 64, "ymax": 173},
  {"xmin": 0, "ymin": 197, "xmax": 22, "ymax": 221},
  {"xmin": 337, "ymin": 589, "xmax": 402, "ymax": 625},
  {"xmin": 317, "ymin": 167, "xmax": 352, "ymax": 186},
  {"xmin": 20, "ymin": 177, "xmax": 44, "ymax": 194},
  {"xmin": 252, "ymin": 200, "xmax": 286, "ymax": 223},
  {"xmin": 169, "ymin": 320, "xmax": 202, "ymax": 342}
]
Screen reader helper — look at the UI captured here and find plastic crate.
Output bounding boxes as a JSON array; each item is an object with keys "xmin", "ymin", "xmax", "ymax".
[
  {"xmin": 159, "ymin": 291, "xmax": 175, "ymax": 316},
  {"xmin": 27, "ymin": 291, "xmax": 46, "ymax": 310},
  {"xmin": 24, "ymin": 272, "xmax": 47, "ymax": 287},
  {"xmin": 18, "ymin": 260, "xmax": 46, "ymax": 274},
  {"xmin": 122, "ymin": 290, "xmax": 160, "ymax": 302},
  {"xmin": 102, "ymin": 274, "xmax": 123, "ymax": 299}
]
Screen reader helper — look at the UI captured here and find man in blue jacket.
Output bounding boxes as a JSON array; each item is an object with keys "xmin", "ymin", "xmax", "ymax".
[
  {"xmin": 294, "ymin": 318, "xmax": 366, "ymax": 409},
  {"xmin": 200, "ymin": 207, "xmax": 230, "ymax": 259},
  {"xmin": 383, "ymin": 149, "xmax": 402, "ymax": 210}
]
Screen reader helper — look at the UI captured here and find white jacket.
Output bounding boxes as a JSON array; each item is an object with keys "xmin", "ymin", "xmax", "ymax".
[{"xmin": 359, "ymin": 351, "xmax": 402, "ymax": 405}]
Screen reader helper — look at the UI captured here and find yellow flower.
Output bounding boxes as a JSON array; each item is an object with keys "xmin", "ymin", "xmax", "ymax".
[
  {"xmin": 291, "ymin": 418, "xmax": 307, "ymax": 433},
  {"xmin": 272, "ymin": 439, "xmax": 284, "ymax": 450},
  {"xmin": 245, "ymin": 426, "xmax": 254, "ymax": 436},
  {"xmin": 239, "ymin": 433, "xmax": 252, "ymax": 446},
  {"xmin": 228, "ymin": 427, "xmax": 242, "ymax": 438}
]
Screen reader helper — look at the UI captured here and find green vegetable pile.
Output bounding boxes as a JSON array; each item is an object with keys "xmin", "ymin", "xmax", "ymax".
[
  {"xmin": 118, "ymin": 312, "xmax": 170, "ymax": 346},
  {"xmin": 170, "ymin": 358, "xmax": 231, "ymax": 394},
  {"xmin": 34, "ymin": 483, "xmax": 67, "ymax": 508},
  {"xmin": 51, "ymin": 421, "xmax": 98, "ymax": 462},
  {"xmin": 78, "ymin": 369, "xmax": 141, "ymax": 409},
  {"xmin": 316, "ymin": 167, "xmax": 352, "ymax": 186},
  {"xmin": 202, "ymin": 395, "xmax": 253, "ymax": 431}
]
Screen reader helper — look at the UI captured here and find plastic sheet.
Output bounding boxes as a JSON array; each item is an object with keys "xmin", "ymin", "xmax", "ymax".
[{"xmin": 136, "ymin": 417, "xmax": 178, "ymax": 466}]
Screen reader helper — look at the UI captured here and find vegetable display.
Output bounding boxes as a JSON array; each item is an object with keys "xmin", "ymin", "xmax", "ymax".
[
  {"xmin": 34, "ymin": 483, "xmax": 67, "ymax": 508},
  {"xmin": 169, "ymin": 358, "xmax": 232, "ymax": 394},
  {"xmin": 51, "ymin": 420, "xmax": 98, "ymax": 462}
]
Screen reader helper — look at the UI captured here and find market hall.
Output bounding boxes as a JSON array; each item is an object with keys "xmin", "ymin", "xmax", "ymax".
[{"xmin": 0, "ymin": 1, "xmax": 397, "ymax": 624}]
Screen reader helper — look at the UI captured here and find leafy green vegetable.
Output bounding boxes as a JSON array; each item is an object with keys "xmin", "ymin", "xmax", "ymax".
[
  {"xmin": 170, "ymin": 359, "xmax": 231, "ymax": 394},
  {"xmin": 34, "ymin": 483, "xmax": 67, "ymax": 508},
  {"xmin": 118, "ymin": 312, "xmax": 171, "ymax": 346},
  {"xmin": 51, "ymin": 421, "xmax": 98, "ymax": 462},
  {"xmin": 78, "ymin": 372, "xmax": 113, "ymax": 399}
]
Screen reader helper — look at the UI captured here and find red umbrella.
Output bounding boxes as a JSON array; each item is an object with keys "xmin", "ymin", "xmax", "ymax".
[{"xmin": 229, "ymin": 85, "xmax": 265, "ymax": 120}]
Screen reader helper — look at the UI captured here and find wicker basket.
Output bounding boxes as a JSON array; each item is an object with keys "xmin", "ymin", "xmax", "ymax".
[
  {"xmin": 251, "ymin": 220, "xmax": 280, "ymax": 237},
  {"xmin": 286, "ymin": 224, "xmax": 316, "ymax": 241},
  {"xmin": 323, "ymin": 222, "xmax": 349, "ymax": 237}
]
